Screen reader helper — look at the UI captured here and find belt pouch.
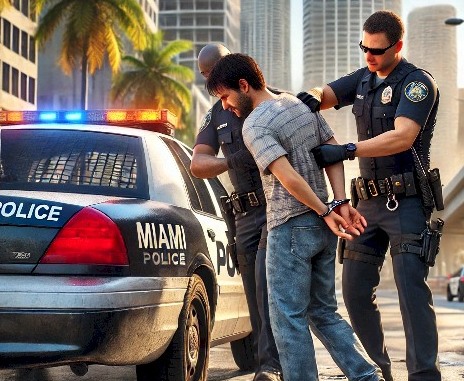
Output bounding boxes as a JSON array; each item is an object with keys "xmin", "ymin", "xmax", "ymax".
[
  {"xmin": 403, "ymin": 172, "xmax": 417, "ymax": 196},
  {"xmin": 391, "ymin": 174, "xmax": 405, "ymax": 194}
]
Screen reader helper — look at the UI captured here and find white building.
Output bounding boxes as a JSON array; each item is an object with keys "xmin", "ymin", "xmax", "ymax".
[
  {"xmin": 0, "ymin": 0, "xmax": 37, "ymax": 110},
  {"xmin": 241, "ymin": 0, "xmax": 292, "ymax": 90},
  {"xmin": 407, "ymin": 5, "xmax": 459, "ymax": 186},
  {"xmin": 159, "ymin": 0, "xmax": 240, "ymax": 86}
]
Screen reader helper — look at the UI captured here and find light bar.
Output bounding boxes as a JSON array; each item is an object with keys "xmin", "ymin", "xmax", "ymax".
[{"xmin": 0, "ymin": 109, "xmax": 178, "ymax": 135}]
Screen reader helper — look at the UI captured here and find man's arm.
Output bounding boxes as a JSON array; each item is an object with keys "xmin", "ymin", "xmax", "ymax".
[
  {"xmin": 267, "ymin": 156, "xmax": 359, "ymax": 240},
  {"xmin": 191, "ymin": 144, "xmax": 228, "ymax": 179},
  {"xmin": 323, "ymin": 138, "xmax": 367, "ymax": 234}
]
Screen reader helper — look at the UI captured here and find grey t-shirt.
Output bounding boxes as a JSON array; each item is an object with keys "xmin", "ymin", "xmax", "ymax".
[{"xmin": 243, "ymin": 93, "xmax": 333, "ymax": 231}]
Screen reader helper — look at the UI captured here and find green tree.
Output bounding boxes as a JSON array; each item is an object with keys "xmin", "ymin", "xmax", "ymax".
[
  {"xmin": 110, "ymin": 31, "xmax": 194, "ymax": 128},
  {"xmin": 33, "ymin": 0, "xmax": 148, "ymax": 109}
]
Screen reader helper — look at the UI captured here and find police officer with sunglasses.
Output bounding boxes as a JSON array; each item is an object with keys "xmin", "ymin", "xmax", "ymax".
[{"xmin": 297, "ymin": 10, "xmax": 441, "ymax": 381}]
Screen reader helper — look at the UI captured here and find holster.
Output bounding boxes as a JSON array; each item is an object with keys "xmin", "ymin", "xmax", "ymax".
[
  {"xmin": 220, "ymin": 196, "xmax": 239, "ymax": 273},
  {"xmin": 337, "ymin": 238, "xmax": 346, "ymax": 264},
  {"xmin": 350, "ymin": 178, "xmax": 359, "ymax": 207},
  {"xmin": 420, "ymin": 218, "xmax": 444, "ymax": 267}
]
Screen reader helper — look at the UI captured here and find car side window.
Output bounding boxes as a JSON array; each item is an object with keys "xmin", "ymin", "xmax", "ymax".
[{"xmin": 161, "ymin": 137, "xmax": 217, "ymax": 216}]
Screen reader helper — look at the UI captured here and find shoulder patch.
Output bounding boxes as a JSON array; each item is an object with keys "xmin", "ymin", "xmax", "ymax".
[
  {"xmin": 404, "ymin": 81, "xmax": 428, "ymax": 102},
  {"xmin": 199, "ymin": 109, "xmax": 212, "ymax": 132}
]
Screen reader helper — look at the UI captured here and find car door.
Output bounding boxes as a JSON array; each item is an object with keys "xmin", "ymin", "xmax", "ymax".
[{"xmin": 158, "ymin": 137, "xmax": 248, "ymax": 341}]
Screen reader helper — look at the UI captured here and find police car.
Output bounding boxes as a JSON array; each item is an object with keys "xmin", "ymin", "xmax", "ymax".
[
  {"xmin": 446, "ymin": 265, "xmax": 464, "ymax": 302},
  {"xmin": 0, "ymin": 109, "xmax": 253, "ymax": 380}
]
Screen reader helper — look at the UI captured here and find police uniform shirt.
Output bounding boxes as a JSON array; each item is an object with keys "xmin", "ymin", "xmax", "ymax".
[
  {"xmin": 194, "ymin": 100, "xmax": 243, "ymax": 154},
  {"xmin": 194, "ymin": 99, "xmax": 263, "ymax": 194},
  {"xmin": 327, "ymin": 58, "xmax": 438, "ymax": 130}
]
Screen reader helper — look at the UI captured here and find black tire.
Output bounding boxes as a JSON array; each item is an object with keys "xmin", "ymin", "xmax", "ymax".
[
  {"xmin": 459, "ymin": 287, "xmax": 464, "ymax": 302},
  {"xmin": 230, "ymin": 332, "xmax": 256, "ymax": 371},
  {"xmin": 447, "ymin": 286, "xmax": 454, "ymax": 302},
  {"xmin": 136, "ymin": 275, "xmax": 211, "ymax": 381}
]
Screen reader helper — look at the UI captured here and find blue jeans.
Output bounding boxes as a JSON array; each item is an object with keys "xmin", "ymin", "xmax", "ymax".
[{"xmin": 267, "ymin": 212, "xmax": 380, "ymax": 381}]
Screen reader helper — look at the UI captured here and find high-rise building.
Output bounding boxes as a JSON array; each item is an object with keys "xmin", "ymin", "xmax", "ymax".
[
  {"xmin": 159, "ymin": 0, "xmax": 240, "ymax": 86},
  {"xmin": 158, "ymin": 0, "xmax": 241, "ymax": 132},
  {"xmin": 241, "ymin": 0, "xmax": 291, "ymax": 90},
  {"xmin": 407, "ymin": 5, "xmax": 459, "ymax": 185},
  {"xmin": 37, "ymin": 0, "xmax": 158, "ymax": 110},
  {"xmin": 301, "ymin": 0, "xmax": 401, "ymax": 187},
  {"xmin": 0, "ymin": 1, "xmax": 37, "ymax": 110}
]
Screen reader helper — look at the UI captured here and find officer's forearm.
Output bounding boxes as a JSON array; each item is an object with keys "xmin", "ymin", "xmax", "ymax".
[
  {"xmin": 190, "ymin": 154, "xmax": 228, "ymax": 179},
  {"xmin": 355, "ymin": 117, "xmax": 420, "ymax": 157}
]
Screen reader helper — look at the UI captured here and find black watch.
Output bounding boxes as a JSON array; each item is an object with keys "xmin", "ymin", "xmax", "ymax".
[{"xmin": 345, "ymin": 143, "xmax": 357, "ymax": 160}]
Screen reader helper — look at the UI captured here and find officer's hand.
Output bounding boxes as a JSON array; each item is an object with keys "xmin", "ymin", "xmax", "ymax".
[
  {"xmin": 296, "ymin": 91, "xmax": 321, "ymax": 112},
  {"xmin": 311, "ymin": 144, "xmax": 348, "ymax": 169},
  {"xmin": 227, "ymin": 149, "xmax": 257, "ymax": 170}
]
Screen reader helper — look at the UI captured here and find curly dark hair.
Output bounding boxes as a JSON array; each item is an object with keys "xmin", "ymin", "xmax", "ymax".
[
  {"xmin": 363, "ymin": 10, "xmax": 404, "ymax": 45},
  {"xmin": 205, "ymin": 53, "xmax": 265, "ymax": 97}
]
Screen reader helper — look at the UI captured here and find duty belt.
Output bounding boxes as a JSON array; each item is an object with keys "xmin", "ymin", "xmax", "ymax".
[
  {"xmin": 230, "ymin": 188, "xmax": 266, "ymax": 214},
  {"xmin": 353, "ymin": 172, "xmax": 418, "ymax": 211},
  {"xmin": 353, "ymin": 172, "xmax": 417, "ymax": 199}
]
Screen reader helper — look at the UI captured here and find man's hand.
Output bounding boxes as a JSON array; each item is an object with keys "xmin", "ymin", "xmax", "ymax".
[
  {"xmin": 311, "ymin": 144, "xmax": 348, "ymax": 169},
  {"xmin": 226, "ymin": 149, "xmax": 256, "ymax": 170},
  {"xmin": 296, "ymin": 91, "xmax": 321, "ymax": 112},
  {"xmin": 321, "ymin": 211, "xmax": 358, "ymax": 240},
  {"xmin": 337, "ymin": 204, "xmax": 367, "ymax": 236}
]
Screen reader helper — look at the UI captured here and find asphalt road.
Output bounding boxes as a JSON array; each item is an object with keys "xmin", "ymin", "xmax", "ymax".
[{"xmin": 1, "ymin": 289, "xmax": 463, "ymax": 381}]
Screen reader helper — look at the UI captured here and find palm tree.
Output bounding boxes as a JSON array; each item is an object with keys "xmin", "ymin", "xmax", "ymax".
[
  {"xmin": 33, "ymin": 0, "xmax": 148, "ymax": 109},
  {"xmin": 110, "ymin": 31, "xmax": 194, "ymax": 123},
  {"xmin": 0, "ymin": 0, "xmax": 11, "ymax": 12}
]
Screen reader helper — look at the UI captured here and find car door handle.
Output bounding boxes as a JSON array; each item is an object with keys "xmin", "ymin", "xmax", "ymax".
[{"xmin": 207, "ymin": 229, "xmax": 216, "ymax": 242}]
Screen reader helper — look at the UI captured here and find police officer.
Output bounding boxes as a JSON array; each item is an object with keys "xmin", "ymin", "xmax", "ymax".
[
  {"xmin": 297, "ymin": 10, "xmax": 441, "ymax": 381},
  {"xmin": 191, "ymin": 44, "xmax": 282, "ymax": 381}
]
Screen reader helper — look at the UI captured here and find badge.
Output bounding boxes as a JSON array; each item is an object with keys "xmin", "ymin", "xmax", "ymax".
[
  {"xmin": 381, "ymin": 86, "xmax": 392, "ymax": 104},
  {"xmin": 199, "ymin": 109, "xmax": 212, "ymax": 132},
  {"xmin": 404, "ymin": 81, "xmax": 428, "ymax": 102}
]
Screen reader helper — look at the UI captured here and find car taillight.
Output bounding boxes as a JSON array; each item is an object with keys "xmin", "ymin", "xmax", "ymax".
[
  {"xmin": 460, "ymin": 276, "xmax": 464, "ymax": 282},
  {"xmin": 41, "ymin": 207, "xmax": 128, "ymax": 265}
]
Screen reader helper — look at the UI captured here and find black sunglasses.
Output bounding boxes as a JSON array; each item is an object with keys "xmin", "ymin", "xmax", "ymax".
[{"xmin": 359, "ymin": 40, "xmax": 398, "ymax": 55}]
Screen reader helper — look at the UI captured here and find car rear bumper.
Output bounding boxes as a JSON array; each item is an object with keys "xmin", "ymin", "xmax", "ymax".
[{"xmin": 0, "ymin": 275, "xmax": 189, "ymax": 368}]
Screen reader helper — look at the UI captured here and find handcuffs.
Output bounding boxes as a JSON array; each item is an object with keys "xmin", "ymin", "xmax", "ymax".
[{"xmin": 318, "ymin": 199, "xmax": 351, "ymax": 218}]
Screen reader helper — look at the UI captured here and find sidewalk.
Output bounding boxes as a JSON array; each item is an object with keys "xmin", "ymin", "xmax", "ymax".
[{"xmin": 215, "ymin": 289, "xmax": 464, "ymax": 381}]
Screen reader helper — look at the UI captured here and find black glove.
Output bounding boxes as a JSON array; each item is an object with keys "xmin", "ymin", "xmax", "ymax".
[
  {"xmin": 311, "ymin": 144, "xmax": 348, "ymax": 169},
  {"xmin": 297, "ymin": 91, "xmax": 321, "ymax": 112},
  {"xmin": 226, "ymin": 149, "xmax": 256, "ymax": 170}
]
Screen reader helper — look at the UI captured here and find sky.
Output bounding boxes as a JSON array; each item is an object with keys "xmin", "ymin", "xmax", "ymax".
[{"xmin": 290, "ymin": 0, "xmax": 464, "ymax": 91}]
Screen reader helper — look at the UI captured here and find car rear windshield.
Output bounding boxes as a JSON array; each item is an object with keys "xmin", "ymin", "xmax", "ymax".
[{"xmin": 0, "ymin": 129, "xmax": 148, "ymax": 198}]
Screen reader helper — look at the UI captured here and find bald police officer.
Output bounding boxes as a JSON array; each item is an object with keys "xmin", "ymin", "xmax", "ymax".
[{"xmin": 190, "ymin": 44, "xmax": 282, "ymax": 381}]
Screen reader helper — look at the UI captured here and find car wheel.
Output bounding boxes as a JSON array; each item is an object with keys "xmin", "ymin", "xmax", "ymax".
[
  {"xmin": 230, "ymin": 332, "xmax": 256, "ymax": 371},
  {"xmin": 459, "ymin": 287, "xmax": 464, "ymax": 303},
  {"xmin": 136, "ymin": 274, "xmax": 211, "ymax": 381},
  {"xmin": 447, "ymin": 286, "xmax": 454, "ymax": 302}
]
